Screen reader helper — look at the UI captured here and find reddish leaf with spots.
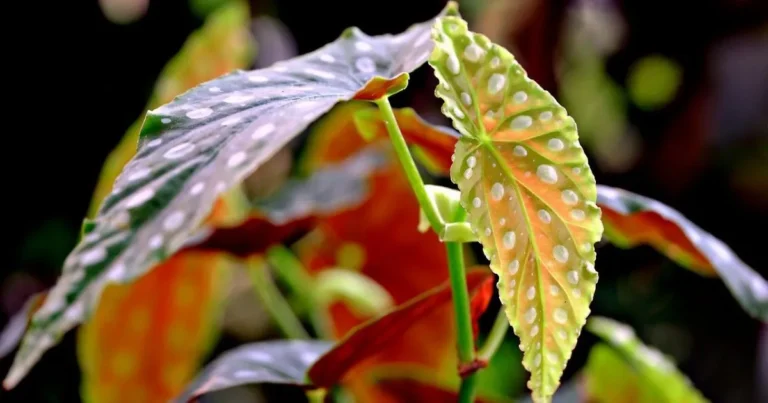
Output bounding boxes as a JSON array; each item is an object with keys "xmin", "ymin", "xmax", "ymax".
[
  {"xmin": 344, "ymin": 107, "xmax": 768, "ymax": 321},
  {"xmin": 3, "ymin": 4, "xmax": 456, "ymax": 388},
  {"xmin": 308, "ymin": 269, "xmax": 494, "ymax": 388},
  {"xmin": 429, "ymin": 15, "xmax": 603, "ymax": 401}
]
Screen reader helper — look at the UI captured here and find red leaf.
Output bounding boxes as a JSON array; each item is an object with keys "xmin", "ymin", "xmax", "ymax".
[
  {"xmin": 307, "ymin": 269, "xmax": 493, "ymax": 388},
  {"xmin": 374, "ymin": 377, "xmax": 504, "ymax": 403},
  {"xmin": 470, "ymin": 275, "xmax": 494, "ymax": 340}
]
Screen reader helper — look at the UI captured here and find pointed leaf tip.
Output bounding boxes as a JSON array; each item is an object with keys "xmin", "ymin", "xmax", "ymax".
[{"xmin": 428, "ymin": 14, "xmax": 603, "ymax": 401}]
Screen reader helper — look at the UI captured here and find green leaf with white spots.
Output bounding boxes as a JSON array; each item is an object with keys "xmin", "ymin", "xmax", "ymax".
[
  {"xmin": 2, "ymin": 4, "xmax": 458, "ymax": 390},
  {"xmin": 586, "ymin": 317, "xmax": 708, "ymax": 403},
  {"xmin": 428, "ymin": 15, "xmax": 603, "ymax": 402}
]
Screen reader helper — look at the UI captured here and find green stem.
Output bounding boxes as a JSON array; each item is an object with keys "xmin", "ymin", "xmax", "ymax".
[
  {"xmin": 478, "ymin": 308, "xmax": 509, "ymax": 361},
  {"xmin": 446, "ymin": 240, "xmax": 478, "ymax": 402},
  {"xmin": 266, "ymin": 245, "xmax": 315, "ymax": 307},
  {"xmin": 376, "ymin": 95, "xmax": 477, "ymax": 403},
  {"xmin": 458, "ymin": 373, "xmax": 478, "ymax": 403},
  {"xmin": 374, "ymin": 97, "xmax": 443, "ymax": 233},
  {"xmin": 249, "ymin": 262, "xmax": 310, "ymax": 339}
]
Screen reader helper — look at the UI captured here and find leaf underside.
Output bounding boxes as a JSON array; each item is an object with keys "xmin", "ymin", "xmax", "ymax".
[
  {"xmin": 4, "ymin": 4, "xmax": 455, "ymax": 389},
  {"xmin": 307, "ymin": 269, "xmax": 494, "ymax": 388},
  {"xmin": 586, "ymin": 317, "xmax": 708, "ymax": 403},
  {"xmin": 175, "ymin": 340, "xmax": 333, "ymax": 402},
  {"xmin": 429, "ymin": 16, "xmax": 603, "ymax": 401},
  {"xmin": 597, "ymin": 185, "xmax": 768, "ymax": 320}
]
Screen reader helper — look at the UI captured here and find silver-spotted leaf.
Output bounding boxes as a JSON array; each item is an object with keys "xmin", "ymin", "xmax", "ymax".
[
  {"xmin": 2, "ymin": 4, "xmax": 457, "ymax": 389},
  {"xmin": 586, "ymin": 317, "xmax": 708, "ymax": 403},
  {"xmin": 428, "ymin": 15, "xmax": 603, "ymax": 402},
  {"xmin": 174, "ymin": 340, "xmax": 333, "ymax": 402},
  {"xmin": 597, "ymin": 185, "xmax": 768, "ymax": 320}
]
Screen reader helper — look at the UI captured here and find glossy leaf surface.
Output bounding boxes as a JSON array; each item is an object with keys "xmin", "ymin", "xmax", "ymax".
[
  {"xmin": 586, "ymin": 317, "xmax": 707, "ymax": 403},
  {"xmin": 597, "ymin": 185, "xmax": 768, "ymax": 320},
  {"xmin": 429, "ymin": 15, "xmax": 603, "ymax": 401},
  {"xmin": 4, "ymin": 4, "xmax": 453, "ymax": 388},
  {"xmin": 307, "ymin": 269, "xmax": 494, "ymax": 387},
  {"xmin": 175, "ymin": 340, "xmax": 333, "ymax": 402},
  {"xmin": 77, "ymin": 251, "xmax": 233, "ymax": 403},
  {"xmin": 88, "ymin": 1, "xmax": 255, "ymax": 218}
]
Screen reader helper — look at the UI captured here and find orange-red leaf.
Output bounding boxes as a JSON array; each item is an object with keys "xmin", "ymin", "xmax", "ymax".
[
  {"xmin": 77, "ymin": 251, "xmax": 234, "ymax": 403},
  {"xmin": 375, "ymin": 376, "xmax": 505, "ymax": 403},
  {"xmin": 308, "ymin": 269, "xmax": 494, "ymax": 388},
  {"xmin": 596, "ymin": 185, "xmax": 768, "ymax": 320}
]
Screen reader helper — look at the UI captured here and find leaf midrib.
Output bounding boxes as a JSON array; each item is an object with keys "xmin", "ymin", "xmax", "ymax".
[{"xmin": 482, "ymin": 140, "xmax": 550, "ymax": 391}]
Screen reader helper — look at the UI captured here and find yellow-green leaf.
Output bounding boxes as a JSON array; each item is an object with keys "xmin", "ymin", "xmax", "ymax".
[
  {"xmin": 586, "ymin": 317, "xmax": 708, "ymax": 403},
  {"xmin": 428, "ymin": 15, "xmax": 603, "ymax": 402}
]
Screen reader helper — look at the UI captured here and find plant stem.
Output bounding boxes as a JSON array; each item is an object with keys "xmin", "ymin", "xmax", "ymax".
[
  {"xmin": 249, "ymin": 261, "xmax": 310, "ymax": 339},
  {"xmin": 445, "ymin": 240, "xmax": 478, "ymax": 402},
  {"xmin": 458, "ymin": 373, "xmax": 478, "ymax": 403},
  {"xmin": 374, "ymin": 97, "xmax": 443, "ymax": 233},
  {"xmin": 376, "ymin": 95, "xmax": 478, "ymax": 402},
  {"xmin": 266, "ymin": 245, "xmax": 315, "ymax": 307},
  {"xmin": 445, "ymin": 242, "xmax": 475, "ymax": 365},
  {"xmin": 478, "ymin": 308, "xmax": 509, "ymax": 361}
]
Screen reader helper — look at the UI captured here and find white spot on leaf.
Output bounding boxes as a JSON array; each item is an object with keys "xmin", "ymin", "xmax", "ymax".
[
  {"xmin": 163, "ymin": 211, "xmax": 185, "ymax": 231},
  {"xmin": 125, "ymin": 188, "xmax": 155, "ymax": 208},
  {"xmin": 491, "ymin": 183, "xmax": 504, "ymax": 200},
  {"xmin": 562, "ymin": 190, "xmax": 579, "ymax": 205},
  {"xmin": 511, "ymin": 115, "xmax": 533, "ymax": 130},
  {"xmin": 536, "ymin": 165, "xmax": 558, "ymax": 184},
  {"xmin": 186, "ymin": 108, "xmax": 213, "ymax": 119},
  {"xmin": 553, "ymin": 245, "xmax": 569, "ymax": 263},
  {"xmin": 164, "ymin": 143, "xmax": 195, "ymax": 159},
  {"xmin": 503, "ymin": 232, "xmax": 516, "ymax": 249},
  {"xmin": 488, "ymin": 74, "xmax": 505, "ymax": 94}
]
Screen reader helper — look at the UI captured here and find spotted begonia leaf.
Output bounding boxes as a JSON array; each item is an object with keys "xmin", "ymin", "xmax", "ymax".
[
  {"xmin": 88, "ymin": 0, "xmax": 254, "ymax": 219},
  {"xmin": 429, "ymin": 15, "xmax": 603, "ymax": 402},
  {"xmin": 307, "ymin": 269, "xmax": 494, "ymax": 388},
  {"xmin": 76, "ymin": 251, "xmax": 233, "ymax": 403},
  {"xmin": 585, "ymin": 317, "xmax": 708, "ymax": 403},
  {"xmin": 596, "ymin": 185, "xmax": 768, "ymax": 320},
  {"xmin": 2, "ymin": 4, "xmax": 457, "ymax": 389},
  {"xmin": 175, "ymin": 340, "xmax": 333, "ymax": 402}
]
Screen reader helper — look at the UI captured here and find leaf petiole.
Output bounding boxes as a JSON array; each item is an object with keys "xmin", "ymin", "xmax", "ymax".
[
  {"xmin": 477, "ymin": 308, "xmax": 509, "ymax": 362},
  {"xmin": 375, "ymin": 95, "xmax": 477, "ymax": 403},
  {"xmin": 248, "ymin": 258, "xmax": 310, "ymax": 339},
  {"xmin": 374, "ymin": 97, "xmax": 444, "ymax": 234}
]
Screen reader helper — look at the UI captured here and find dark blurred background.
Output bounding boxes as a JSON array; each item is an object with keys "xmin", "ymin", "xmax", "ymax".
[{"xmin": 2, "ymin": 0, "xmax": 767, "ymax": 402}]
